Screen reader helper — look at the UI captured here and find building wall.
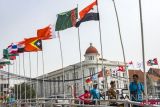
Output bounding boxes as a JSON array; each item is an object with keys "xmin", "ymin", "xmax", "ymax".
[{"xmin": 35, "ymin": 58, "xmax": 127, "ymax": 98}]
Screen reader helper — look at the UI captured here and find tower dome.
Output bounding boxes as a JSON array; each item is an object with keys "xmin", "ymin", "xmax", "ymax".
[{"xmin": 85, "ymin": 43, "xmax": 99, "ymax": 54}]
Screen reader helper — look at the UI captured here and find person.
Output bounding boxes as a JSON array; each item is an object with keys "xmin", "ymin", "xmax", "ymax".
[
  {"xmin": 90, "ymin": 83, "xmax": 101, "ymax": 105},
  {"xmin": 108, "ymin": 81, "xmax": 118, "ymax": 106},
  {"xmin": 78, "ymin": 90, "xmax": 91, "ymax": 104},
  {"xmin": 129, "ymin": 74, "xmax": 145, "ymax": 107}
]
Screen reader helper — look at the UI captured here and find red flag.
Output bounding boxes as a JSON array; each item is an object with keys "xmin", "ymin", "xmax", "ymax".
[
  {"xmin": 0, "ymin": 65, "xmax": 3, "ymax": 69},
  {"xmin": 153, "ymin": 58, "xmax": 158, "ymax": 65},
  {"xmin": 37, "ymin": 25, "xmax": 53, "ymax": 40},
  {"xmin": 117, "ymin": 66, "xmax": 125, "ymax": 72},
  {"xmin": 24, "ymin": 37, "xmax": 42, "ymax": 52},
  {"xmin": 79, "ymin": 0, "xmax": 97, "ymax": 19},
  {"xmin": 9, "ymin": 56, "xmax": 16, "ymax": 60},
  {"xmin": 128, "ymin": 61, "xmax": 133, "ymax": 65},
  {"xmin": 85, "ymin": 77, "xmax": 92, "ymax": 84}
]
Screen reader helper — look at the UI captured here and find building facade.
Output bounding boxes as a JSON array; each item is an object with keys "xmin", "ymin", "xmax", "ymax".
[
  {"xmin": 0, "ymin": 71, "xmax": 9, "ymax": 97},
  {"xmin": 35, "ymin": 43, "xmax": 127, "ymax": 98}
]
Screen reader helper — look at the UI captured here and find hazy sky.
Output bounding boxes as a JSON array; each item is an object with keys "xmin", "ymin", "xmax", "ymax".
[{"xmin": 0, "ymin": 0, "xmax": 160, "ymax": 78}]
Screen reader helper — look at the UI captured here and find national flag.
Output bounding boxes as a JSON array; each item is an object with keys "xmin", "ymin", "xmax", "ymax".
[
  {"xmin": 0, "ymin": 59, "xmax": 11, "ymax": 65},
  {"xmin": 153, "ymin": 58, "xmax": 158, "ymax": 65},
  {"xmin": 55, "ymin": 8, "xmax": 78, "ymax": 31},
  {"xmin": 17, "ymin": 41, "xmax": 25, "ymax": 53},
  {"xmin": 110, "ymin": 68, "xmax": 117, "ymax": 76},
  {"xmin": 128, "ymin": 61, "xmax": 133, "ymax": 65},
  {"xmin": 76, "ymin": 0, "xmax": 99, "ymax": 27},
  {"xmin": 0, "ymin": 66, "xmax": 3, "ymax": 69},
  {"xmin": 37, "ymin": 25, "xmax": 55, "ymax": 40},
  {"xmin": 3, "ymin": 49, "xmax": 18, "ymax": 60},
  {"xmin": 117, "ymin": 66, "xmax": 125, "ymax": 72},
  {"xmin": 85, "ymin": 77, "xmax": 92, "ymax": 84},
  {"xmin": 7, "ymin": 43, "xmax": 18, "ymax": 54},
  {"xmin": 9, "ymin": 56, "xmax": 16, "ymax": 60},
  {"xmin": 136, "ymin": 62, "xmax": 142, "ymax": 68},
  {"xmin": 147, "ymin": 58, "xmax": 158, "ymax": 66},
  {"xmin": 24, "ymin": 37, "xmax": 42, "ymax": 52}
]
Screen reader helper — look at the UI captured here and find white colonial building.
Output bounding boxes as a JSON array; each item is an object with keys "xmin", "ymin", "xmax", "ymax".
[{"xmin": 35, "ymin": 43, "xmax": 128, "ymax": 98}]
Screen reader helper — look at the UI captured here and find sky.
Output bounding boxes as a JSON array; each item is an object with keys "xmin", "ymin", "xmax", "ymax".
[{"xmin": 0, "ymin": 0, "xmax": 160, "ymax": 78}]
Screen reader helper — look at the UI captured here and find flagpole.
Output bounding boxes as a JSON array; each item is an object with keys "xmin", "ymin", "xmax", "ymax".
[
  {"xmin": 41, "ymin": 50, "xmax": 46, "ymax": 101},
  {"xmin": 112, "ymin": 0, "xmax": 130, "ymax": 97},
  {"xmin": 7, "ymin": 64, "xmax": 10, "ymax": 103},
  {"xmin": 22, "ymin": 53, "xmax": 26, "ymax": 103},
  {"xmin": 36, "ymin": 52, "xmax": 39, "ymax": 103},
  {"xmin": 138, "ymin": 0, "xmax": 148, "ymax": 99},
  {"xmin": 96, "ymin": 0, "xmax": 106, "ymax": 96},
  {"xmin": 15, "ymin": 58, "xmax": 19, "ymax": 101},
  {"xmin": 18, "ymin": 54, "xmax": 22, "ymax": 102},
  {"xmin": 13, "ymin": 60, "xmax": 16, "ymax": 102},
  {"xmin": 77, "ymin": 28, "xmax": 85, "ymax": 92},
  {"xmin": 57, "ymin": 31, "xmax": 65, "ymax": 98},
  {"xmin": 29, "ymin": 52, "xmax": 32, "ymax": 106}
]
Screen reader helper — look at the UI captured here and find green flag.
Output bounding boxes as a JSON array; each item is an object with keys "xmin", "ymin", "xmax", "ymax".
[
  {"xmin": 55, "ymin": 8, "xmax": 78, "ymax": 31},
  {"xmin": 3, "ymin": 49, "xmax": 18, "ymax": 59},
  {"xmin": 0, "ymin": 59, "xmax": 11, "ymax": 65}
]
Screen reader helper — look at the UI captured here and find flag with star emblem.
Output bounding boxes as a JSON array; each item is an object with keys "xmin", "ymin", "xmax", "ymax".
[{"xmin": 24, "ymin": 37, "xmax": 42, "ymax": 52}]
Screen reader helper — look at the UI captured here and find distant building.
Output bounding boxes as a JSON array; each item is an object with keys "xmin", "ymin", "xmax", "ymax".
[
  {"xmin": 34, "ymin": 43, "xmax": 127, "ymax": 98},
  {"xmin": 148, "ymin": 68, "xmax": 160, "ymax": 98},
  {"xmin": 0, "ymin": 72, "xmax": 9, "ymax": 97}
]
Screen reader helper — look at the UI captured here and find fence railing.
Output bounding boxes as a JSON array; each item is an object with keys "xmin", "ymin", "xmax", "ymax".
[{"xmin": 0, "ymin": 98, "xmax": 160, "ymax": 107}]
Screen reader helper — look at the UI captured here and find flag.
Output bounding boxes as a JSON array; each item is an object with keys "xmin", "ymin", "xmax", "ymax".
[
  {"xmin": 0, "ymin": 66, "xmax": 3, "ymax": 69},
  {"xmin": 128, "ymin": 61, "xmax": 133, "ymax": 65},
  {"xmin": 17, "ymin": 41, "xmax": 25, "ymax": 53},
  {"xmin": 85, "ymin": 77, "xmax": 92, "ymax": 84},
  {"xmin": 37, "ymin": 25, "xmax": 55, "ymax": 40},
  {"xmin": 24, "ymin": 37, "xmax": 42, "ymax": 52},
  {"xmin": 117, "ymin": 66, "xmax": 125, "ymax": 72},
  {"xmin": 147, "ymin": 58, "xmax": 158, "ymax": 66},
  {"xmin": 3, "ymin": 49, "xmax": 18, "ymax": 60},
  {"xmin": 0, "ymin": 59, "xmax": 11, "ymax": 65},
  {"xmin": 7, "ymin": 43, "xmax": 18, "ymax": 54},
  {"xmin": 55, "ymin": 8, "xmax": 78, "ymax": 31},
  {"xmin": 76, "ymin": 0, "xmax": 99, "ymax": 27},
  {"xmin": 110, "ymin": 68, "xmax": 117, "ymax": 77}
]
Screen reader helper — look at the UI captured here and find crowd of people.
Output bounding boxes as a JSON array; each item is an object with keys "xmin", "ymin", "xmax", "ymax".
[{"xmin": 77, "ymin": 74, "xmax": 145, "ymax": 107}]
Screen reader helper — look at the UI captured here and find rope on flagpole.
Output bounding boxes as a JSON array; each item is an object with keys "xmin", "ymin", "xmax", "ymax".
[
  {"xmin": 138, "ymin": 0, "xmax": 148, "ymax": 99},
  {"xmin": 58, "ymin": 31, "xmax": 65, "ymax": 98},
  {"xmin": 77, "ymin": 4, "xmax": 85, "ymax": 93},
  {"xmin": 96, "ymin": 0, "xmax": 106, "ymax": 98},
  {"xmin": 112, "ymin": 0, "xmax": 130, "ymax": 98},
  {"xmin": 22, "ymin": 53, "xmax": 26, "ymax": 103},
  {"xmin": 77, "ymin": 27, "xmax": 85, "ymax": 92}
]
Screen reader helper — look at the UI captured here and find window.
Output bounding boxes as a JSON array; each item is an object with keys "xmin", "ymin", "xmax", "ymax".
[
  {"xmin": 88, "ymin": 56, "xmax": 94, "ymax": 60},
  {"xmin": 66, "ymin": 73, "xmax": 69, "ymax": 80},
  {"xmin": 57, "ymin": 76, "xmax": 60, "ymax": 93},
  {"xmin": 89, "ymin": 67, "xmax": 95, "ymax": 76},
  {"xmin": 53, "ymin": 78, "xmax": 56, "ymax": 94}
]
